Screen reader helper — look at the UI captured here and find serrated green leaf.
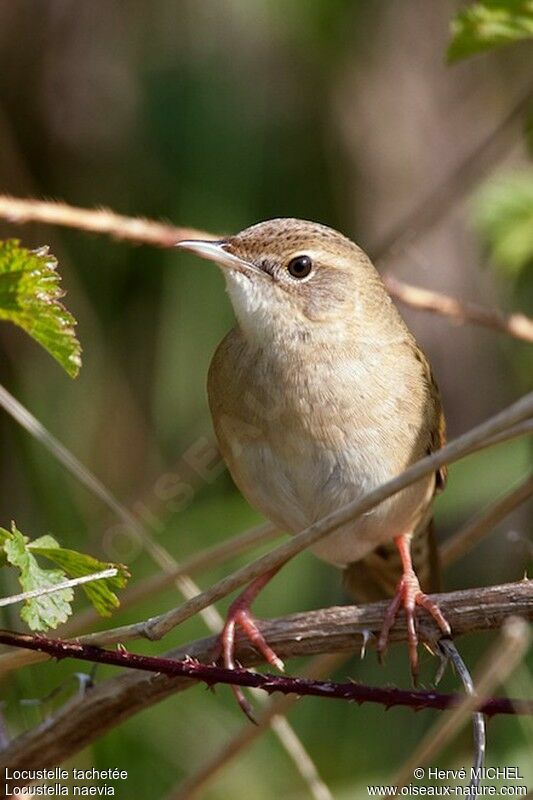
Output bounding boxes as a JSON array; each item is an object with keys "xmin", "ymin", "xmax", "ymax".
[
  {"xmin": 448, "ymin": 0, "xmax": 533, "ymax": 62},
  {"xmin": 31, "ymin": 543, "xmax": 130, "ymax": 617},
  {"xmin": 1, "ymin": 524, "xmax": 73, "ymax": 631},
  {"xmin": 472, "ymin": 170, "xmax": 533, "ymax": 276},
  {"xmin": 0, "ymin": 240, "xmax": 82, "ymax": 377}
]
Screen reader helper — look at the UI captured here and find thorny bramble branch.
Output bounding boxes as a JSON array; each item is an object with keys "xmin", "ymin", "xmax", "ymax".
[
  {"xmin": 0, "ymin": 628, "xmax": 530, "ymax": 717},
  {"xmin": 0, "ymin": 581, "xmax": 532, "ymax": 781}
]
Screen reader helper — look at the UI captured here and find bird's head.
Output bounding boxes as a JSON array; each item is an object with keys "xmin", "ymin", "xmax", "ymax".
[{"xmin": 176, "ymin": 218, "xmax": 382, "ymax": 344}]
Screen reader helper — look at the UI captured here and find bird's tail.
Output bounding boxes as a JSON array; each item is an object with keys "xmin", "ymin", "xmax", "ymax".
[{"xmin": 343, "ymin": 515, "xmax": 441, "ymax": 603}]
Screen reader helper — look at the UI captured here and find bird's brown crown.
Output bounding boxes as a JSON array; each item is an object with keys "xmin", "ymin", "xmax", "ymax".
[
  {"xmin": 221, "ymin": 218, "xmax": 383, "ymax": 324},
  {"xmin": 225, "ymin": 217, "xmax": 366, "ymax": 276},
  {"xmin": 177, "ymin": 218, "xmax": 400, "ymax": 334}
]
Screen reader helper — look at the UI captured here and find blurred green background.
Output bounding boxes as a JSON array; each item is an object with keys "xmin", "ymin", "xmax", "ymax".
[{"xmin": 0, "ymin": 2, "xmax": 531, "ymax": 798}]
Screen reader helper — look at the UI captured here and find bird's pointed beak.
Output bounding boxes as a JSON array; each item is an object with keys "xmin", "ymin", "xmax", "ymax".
[{"xmin": 176, "ymin": 239, "xmax": 261, "ymax": 276}]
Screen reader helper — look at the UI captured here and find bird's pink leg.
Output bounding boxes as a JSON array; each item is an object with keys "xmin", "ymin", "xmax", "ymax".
[
  {"xmin": 377, "ymin": 534, "xmax": 451, "ymax": 682},
  {"xmin": 219, "ymin": 566, "xmax": 284, "ymax": 722}
]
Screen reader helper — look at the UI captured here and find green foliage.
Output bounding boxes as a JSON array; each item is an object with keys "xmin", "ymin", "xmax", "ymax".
[
  {"xmin": 0, "ymin": 524, "xmax": 129, "ymax": 631},
  {"xmin": 448, "ymin": 0, "xmax": 533, "ymax": 62},
  {"xmin": 30, "ymin": 536, "xmax": 130, "ymax": 617},
  {"xmin": 0, "ymin": 524, "xmax": 73, "ymax": 631},
  {"xmin": 0, "ymin": 240, "xmax": 81, "ymax": 377},
  {"xmin": 471, "ymin": 170, "xmax": 533, "ymax": 277}
]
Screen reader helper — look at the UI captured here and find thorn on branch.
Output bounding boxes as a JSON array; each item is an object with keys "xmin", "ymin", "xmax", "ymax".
[{"xmin": 0, "ymin": 629, "xmax": 530, "ymax": 717}]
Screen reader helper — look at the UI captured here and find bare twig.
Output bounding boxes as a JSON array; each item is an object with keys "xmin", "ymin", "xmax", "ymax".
[
  {"xmin": 392, "ymin": 617, "xmax": 531, "ymax": 790},
  {"xmin": 74, "ymin": 398, "xmax": 532, "ymax": 649},
  {"xmin": 0, "ymin": 195, "xmax": 213, "ymax": 247},
  {"xmin": 0, "ymin": 581, "xmax": 531, "ymax": 782},
  {"xmin": 1, "ymin": 187, "xmax": 533, "ymax": 345},
  {"xmin": 0, "ymin": 91, "xmax": 528, "ymax": 261},
  {"xmin": 441, "ymin": 474, "xmax": 533, "ymax": 568},
  {"xmin": 267, "ymin": 711, "xmax": 334, "ymax": 800},
  {"xmin": 0, "ymin": 383, "xmax": 325, "ymax": 798},
  {"xmin": 4, "ymin": 582, "xmax": 532, "ymax": 671},
  {"xmin": 116, "ymin": 522, "xmax": 280, "ymax": 612},
  {"xmin": 166, "ymin": 467, "xmax": 532, "ymax": 800},
  {"xmin": 0, "ymin": 377, "xmax": 324, "ymax": 795},
  {"xmin": 0, "ymin": 523, "xmax": 280, "ymax": 676},
  {"xmin": 385, "ymin": 276, "xmax": 533, "ymax": 344},
  {"xmin": 373, "ymin": 86, "xmax": 533, "ymax": 262},
  {"xmin": 0, "ymin": 466, "xmax": 529, "ymax": 675},
  {"xmin": 0, "ymin": 382, "xmax": 222, "ymax": 632},
  {"xmin": 0, "ymin": 568, "xmax": 117, "ymax": 608}
]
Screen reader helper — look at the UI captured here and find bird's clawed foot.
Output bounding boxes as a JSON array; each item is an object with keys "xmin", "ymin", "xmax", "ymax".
[
  {"xmin": 216, "ymin": 568, "xmax": 284, "ymax": 723},
  {"xmin": 377, "ymin": 568, "xmax": 451, "ymax": 683}
]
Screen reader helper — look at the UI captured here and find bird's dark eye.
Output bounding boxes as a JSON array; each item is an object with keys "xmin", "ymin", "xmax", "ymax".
[{"xmin": 287, "ymin": 255, "xmax": 313, "ymax": 279}]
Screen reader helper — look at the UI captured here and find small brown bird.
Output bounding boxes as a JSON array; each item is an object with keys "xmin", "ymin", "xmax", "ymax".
[{"xmin": 177, "ymin": 218, "xmax": 450, "ymax": 717}]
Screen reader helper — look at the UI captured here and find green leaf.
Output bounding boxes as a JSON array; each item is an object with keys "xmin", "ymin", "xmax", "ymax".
[
  {"xmin": 0, "ymin": 524, "xmax": 73, "ymax": 631},
  {"xmin": 0, "ymin": 240, "xmax": 82, "ymax": 377},
  {"xmin": 30, "ymin": 536, "xmax": 130, "ymax": 617},
  {"xmin": 448, "ymin": 0, "xmax": 533, "ymax": 62},
  {"xmin": 0, "ymin": 525, "xmax": 130, "ymax": 630},
  {"xmin": 471, "ymin": 170, "xmax": 533, "ymax": 276}
]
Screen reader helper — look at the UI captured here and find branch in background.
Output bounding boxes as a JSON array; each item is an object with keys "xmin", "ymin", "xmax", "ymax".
[
  {"xmin": 0, "ymin": 464, "xmax": 529, "ymax": 676},
  {"xmin": 0, "ymin": 523, "xmax": 281, "ymax": 676},
  {"xmin": 0, "ymin": 626, "xmax": 530, "ymax": 718},
  {"xmin": 0, "ymin": 380, "xmax": 220, "ymax": 633},
  {"xmin": 0, "ymin": 194, "xmax": 532, "ymax": 344},
  {"xmin": 0, "ymin": 381, "xmax": 324, "ymax": 797},
  {"xmin": 0, "ymin": 388, "xmax": 324, "ymax": 796},
  {"xmin": 78, "ymin": 403, "xmax": 533, "ymax": 649},
  {"xmin": 0, "ymin": 581, "xmax": 531, "ymax": 781},
  {"xmin": 168, "ymin": 653, "xmax": 345, "ymax": 800},
  {"xmin": 0, "ymin": 195, "xmax": 212, "ymax": 248},
  {"xmin": 373, "ymin": 87, "xmax": 533, "ymax": 262},
  {"xmin": 0, "ymin": 89, "xmax": 528, "ymax": 262},
  {"xmin": 441, "ymin": 474, "xmax": 533, "ymax": 568},
  {"xmin": 385, "ymin": 275, "xmax": 533, "ymax": 344}
]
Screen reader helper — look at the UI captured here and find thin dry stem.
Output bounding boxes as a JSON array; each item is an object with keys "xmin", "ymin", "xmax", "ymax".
[
  {"xmin": 385, "ymin": 276, "xmax": 533, "ymax": 344},
  {"xmin": 0, "ymin": 383, "xmax": 321, "ymax": 796},
  {"xmin": 0, "ymin": 382, "xmax": 218, "ymax": 633},
  {"xmin": 0, "ymin": 195, "xmax": 213, "ymax": 247},
  {"xmin": 436, "ymin": 639, "xmax": 486, "ymax": 797},
  {"xmin": 1, "ymin": 192, "xmax": 532, "ymax": 342},
  {"xmin": 268, "ymin": 715, "xmax": 334, "ymax": 800},
  {"xmin": 373, "ymin": 86, "xmax": 532, "ymax": 261},
  {"xmin": 441, "ymin": 474, "xmax": 533, "ymax": 568},
  {"xmin": 0, "ymin": 522, "xmax": 280, "ymax": 675},
  {"xmin": 74, "ymin": 399, "xmax": 532, "ymax": 649},
  {"xmin": 168, "ymin": 653, "xmax": 344, "ymax": 800}
]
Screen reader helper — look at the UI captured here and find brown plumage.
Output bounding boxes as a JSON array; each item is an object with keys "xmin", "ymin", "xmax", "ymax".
[{"xmin": 177, "ymin": 218, "xmax": 451, "ymax": 714}]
